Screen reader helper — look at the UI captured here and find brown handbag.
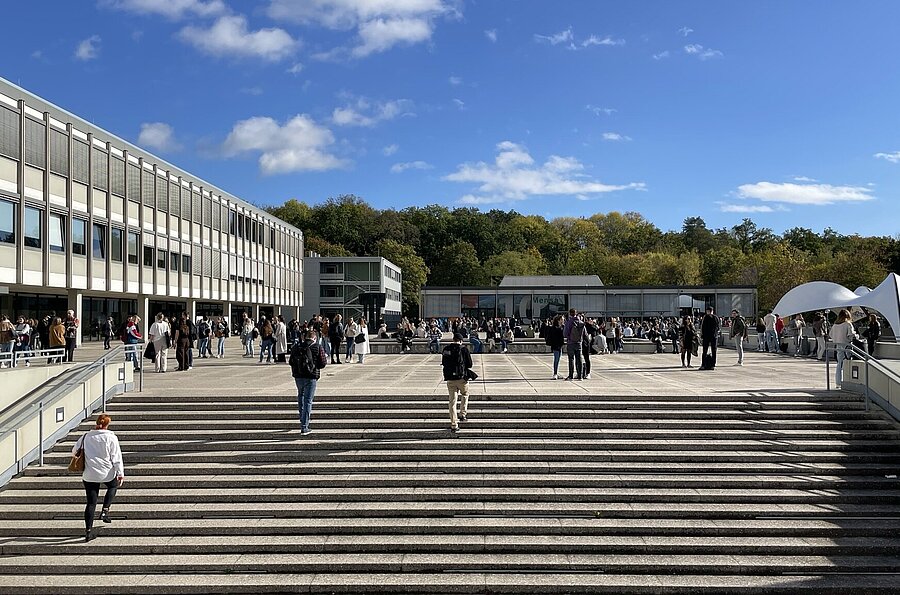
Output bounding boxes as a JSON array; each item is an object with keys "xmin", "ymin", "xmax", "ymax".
[{"xmin": 68, "ymin": 436, "xmax": 85, "ymax": 473}]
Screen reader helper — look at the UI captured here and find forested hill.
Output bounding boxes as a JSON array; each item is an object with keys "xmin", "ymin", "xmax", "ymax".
[{"xmin": 267, "ymin": 195, "xmax": 900, "ymax": 316}]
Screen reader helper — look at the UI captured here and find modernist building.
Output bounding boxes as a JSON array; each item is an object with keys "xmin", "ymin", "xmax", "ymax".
[
  {"xmin": 0, "ymin": 78, "xmax": 304, "ymax": 342},
  {"xmin": 421, "ymin": 275, "xmax": 757, "ymax": 321},
  {"xmin": 301, "ymin": 255, "xmax": 402, "ymax": 327}
]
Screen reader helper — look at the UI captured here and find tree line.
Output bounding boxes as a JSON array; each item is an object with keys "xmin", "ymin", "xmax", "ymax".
[{"xmin": 267, "ymin": 195, "xmax": 900, "ymax": 316}]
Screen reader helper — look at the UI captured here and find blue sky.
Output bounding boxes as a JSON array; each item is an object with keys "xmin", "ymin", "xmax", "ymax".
[{"xmin": 3, "ymin": 0, "xmax": 900, "ymax": 236}]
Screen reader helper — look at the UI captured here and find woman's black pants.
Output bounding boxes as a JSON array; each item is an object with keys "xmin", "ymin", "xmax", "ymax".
[{"xmin": 83, "ymin": 479, "xmax": 118, "ymax": 530}]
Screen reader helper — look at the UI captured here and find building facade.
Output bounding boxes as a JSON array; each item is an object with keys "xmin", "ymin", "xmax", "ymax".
[
  {"xmin": 421, "ymin": 276, "xmax": 757, "ymax": 321},
  {"xmin": 301, "ymin": 256, "xmax": 402, "ymax": 327},
  {"xmin": 0, "ymin": 78, "xmax": 303, "ymax": 342}
]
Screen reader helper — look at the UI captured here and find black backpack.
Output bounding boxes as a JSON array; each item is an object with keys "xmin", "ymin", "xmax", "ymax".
[
  {"xmin": 291, "ymin": 342, "xmax": 318, "ymax": 377},
  {"xmin": 569, "ymin": 320, "xmax": 585, "ymax": 344}
]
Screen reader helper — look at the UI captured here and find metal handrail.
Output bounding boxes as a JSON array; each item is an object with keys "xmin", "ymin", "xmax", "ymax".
[
  {"xmin": 825, "ymin": 343, "xmax": 900, "ymax": 414},
  {"xmin": 0, "ymin": 347, "xmax": 66, "ymax": 367},
  {"xmin": 0, "ymin": 344, "xmax": 143, "ymax": 468}
]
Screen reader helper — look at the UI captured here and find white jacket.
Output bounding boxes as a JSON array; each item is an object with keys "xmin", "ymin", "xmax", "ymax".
[
  {"xmin": 355, "ymin": 325, "xmax": 370, "ymax": 355},
  {"xmin": 830, "ymin": 321, "xmax": 857, "ymax": 346},
  {"xmin": 73, "ymin": 429, "xmax": 124, "ymax": 483}
]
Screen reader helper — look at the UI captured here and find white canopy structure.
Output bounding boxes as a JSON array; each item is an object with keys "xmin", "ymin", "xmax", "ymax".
[{"xmin": 772, "ymin": 273, "xmax": 900, "ymax": 339}]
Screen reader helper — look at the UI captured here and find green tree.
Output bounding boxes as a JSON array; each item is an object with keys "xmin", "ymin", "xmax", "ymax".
[
  {"xmin": 375, "ymin": 239, "xmax": 430, "ymax": 316},
  {"xmin": 681, "ymin": 216, "xmax": 716, "ymax": 254},
  {"xmin": 701, "ymin": 246, "xmax": 746, "ymax": 285},
  {"xmin": 305, "ymin": 235, "xmax": 352, "ymax": 257},
  {"xmin": 483, "ymin": 249, "xmax": 548, "ymax": 283},
  {"xmin": 430, "ymin": 240, "xmax": 484, "ymax": 286},
  {"xmin": 310, "ymin": 195, "xmax": 378, "ymax": 255}
]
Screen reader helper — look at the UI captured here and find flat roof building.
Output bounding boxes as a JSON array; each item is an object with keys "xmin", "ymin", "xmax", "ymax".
[
  {"xmin": 0, "ymin": 77, "xmax": 304, "ymax": 342},
  {"xmin": 301, "ymin": 255, "xmax": 402, "ymax": 327},
  {"xmin": 421, "ymin": 276, "xmax": 757, "ymax": 321}
]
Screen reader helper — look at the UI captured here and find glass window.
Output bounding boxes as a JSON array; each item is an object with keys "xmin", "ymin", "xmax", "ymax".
[
  {"xmin": 0, "ymin": 106, "xmax": 19, "ymax": 160},
  {"xmin": 346, "ymin": 262, "xmax": 370, "ymax": 281},
  {"xmin": 320, "ymin": 262, "xmax": 343, "ymax": 274},
  {"xmin": 157, "ymin": 249, "xmax": 167, "ymax": 269},
  {"xmin": 237, "ymin": 214, "xmax": 244, "ymax": 238},
  {"xmin": 127, "ymin": 232, "xmax": 139, "ymax": 265},
  {"xmin": 171, "ymin": 251, "xmax": 179, "ymax": 272},
  {"xmin": 143, "ymin": 245, "xmax": 154, "ymax": 267},
  {"xmin": 0, "ymin": 200, "xmax": 14, "ymax": 244},
  {"xmin": 182, "ymin": 254, "xmax": 191, "ymax": 273},
  {"xmin": 49, "ymin": 213, "xmax": 65, "ymax": 253},
  {"xmin": 229, "ymin": 211, "xmax": 236, "ymax": 235},
  {"xmin": 92, "ymin": 223, "xmax": 106, "ymax": 259},
  {"xmin": 72, "ymin": 219, "xmax": 87, "ymax": 255},
  {"xmin": 24, "ymin": 207, "xmax": 41, "ymax": 249},
  {"xmin": 110, "ymin": 227, "xmax": 123, "ymax": 262}
]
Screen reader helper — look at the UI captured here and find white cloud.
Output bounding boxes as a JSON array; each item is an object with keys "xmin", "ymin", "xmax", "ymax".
[
  {"xmin": 222, "ymin": 114, "xmax": 345, "ymax": 174},
  {"xmin": 719, "ymin": 204, "xmax": 776, "ymax": 214},
  {"xmin": 684, "ymin": 43, "xmax": 723, "ymax": 60},
  {"xmin": 31, "ymin": 50, "xmax": 42, "ymax": 60},
  {"xmin": 448, "ymin": 75, "xmax": 462, "ymax": 85},
  {"xmin": 678, "ymin": 26, "xmax": 694, "ymax": 37},
  {"xmin": 792, "ymin": 176, "xmax": 818, "ymax": 182},
  {"xmin": 534, "ymin": 27, "xmax": 575, "ymax": 48},
  {"xmin": 582, "ymin": 35, "xmax": 624, "ymax": 47},
  {"xmin": 485, "ymin": 29, "xmax": 497, "ymax": 42},
  {"xmin": 652, "ymin": 50, "xmax": 670, "ymax": 60},
  {"xmin": 179, "ymin": 15, "xmax": 298, "ymax": 61},
  {"xmin": 267, "ymin": 0, "xmax": 455, "ymax": 58},
  {"xmin": 331, "ymin": 97, "xmax": 413, "ymax": 127},
  {"xmin": 874, "ymin": 151, "xmax": 900, "ymax": 163},
  {"xmin": 737, "ymin": 181, "xmax": 875, "ymax": 206},
  {"xmin": 382, "ymin": 144, "xmax": 399, "ymax": 156},
  {"xmin": 586, "ymin": 105, "xmax": 616, "ymax": 116},
  {"xmin": 602, "ymin": 132, "xmax": 631, "ymax": 141},
  {"xmin": 535, "ymin": 27, "xmax": 624, "ymax": 50},
  {"xmin": 240, "ymin": 86, "xmax": 264, "ymax": 96},
  {"xmin": 391, "ymin": 160, "xmax": 433, "ymax": 173},
  {"xmin": 452, "ymin": 98, "xmax": 465, "ymax": 110},
  {"xmin": 137, "ymin": 122, "xmax": 182, "ymax": 152},
  {"xmin": 444, "ymin": 140, "xmax": 645, "ymax": 204},
  {"xmin": 286, "ymin": 62, "xmax": 304, "ymax": 74},
  {"xmin": 75, "ymin": 35, "xmax": 102, "ymax": 61},
  {"xmin": 104, "ymin": 0, "xmax": 226, "ymax": 19}
]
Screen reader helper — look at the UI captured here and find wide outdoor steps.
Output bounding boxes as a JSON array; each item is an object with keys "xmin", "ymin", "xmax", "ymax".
[{"xmin": 2, "ymin": 390, "xmax": 900, "ymax": 594}]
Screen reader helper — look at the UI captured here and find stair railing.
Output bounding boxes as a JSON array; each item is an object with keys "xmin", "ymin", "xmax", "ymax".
[{"xmin": 825, "ymin": 343, "xmax": 900, "ymax": 419}]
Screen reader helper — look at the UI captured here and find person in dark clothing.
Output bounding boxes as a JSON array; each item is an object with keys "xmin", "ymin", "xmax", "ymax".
[
  {"xmin": 581, "ymin": 316, "xmax": 597, "ymax": 380},
  {"xmin": 864, "ymin": 314, "xmax": 881, "ymax": 356},
  {"xmin": 680, "ymin": 315, "xmax": 697, "ymax": 368},
  {"xmin": 328, "ymin": 314, "xmax": 344, "ymax": 364},
  {"xmin": 545, "ymin": 315, "xmax": 565, "ymax": 379},
  {"xmin": 699, "ymin": 306, "xmax": 721, "ymax": 370},
  {"xmin": 290, "ymin": 329, "xmax": 328, "ymax": 435},
  {"xmin": 563, "ymin": 309, "xmax": 585, "ymax": 381},
  {"xmin": 441, "ymin": 333, "xmax": 474, "ymax": 433}
]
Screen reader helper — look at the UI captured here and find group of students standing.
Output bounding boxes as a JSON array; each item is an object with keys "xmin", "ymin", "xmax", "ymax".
[{"xmin": 0, "ymin": 310, "xmax": 79, "ymax": 367}]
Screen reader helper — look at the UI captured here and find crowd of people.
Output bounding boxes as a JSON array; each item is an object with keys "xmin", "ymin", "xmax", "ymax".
[{"xmin": 0, "ymin": 310, "xmax": 80, "ymax": 367}]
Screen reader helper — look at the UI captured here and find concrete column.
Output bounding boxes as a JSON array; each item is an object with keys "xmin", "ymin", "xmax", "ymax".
[
  {"xmin": 137, "ymin": 295, "xmax": 150, "ymax": 333},
  {"xmin": 188, "ymin": 299, "xmax": 197, "ymax": 323},
  {"xmin": 252, "ymin": 303, "xmax": 260, "ymax": 323},
  {"xmin": 67, "ymin": 289, "xmax": 83, "ymax": 347}
]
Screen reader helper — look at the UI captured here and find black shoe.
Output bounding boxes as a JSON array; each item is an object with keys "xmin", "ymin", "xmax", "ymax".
[
  {"xmin": 460, "ymin": 415, "xmax": 467, "ymax": 422},
  {"xmin": 84, "ymin": 529, "xmax": 94, "ymax": 542},
  {"xmin": 100, "ymin": 510, "xmax": 111, "ymax": 524},
  {"xmin": 449, "ymin": 427, "xmax": 459, "ymax": 433}
]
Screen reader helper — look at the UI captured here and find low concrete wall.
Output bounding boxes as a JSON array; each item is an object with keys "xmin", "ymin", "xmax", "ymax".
[
  {"xmin": 368, "ymin": 339, "xmax": 659, "ymax": 355},
  {"xmin": 0, "ymin": 364, "xmax": 76, "ymax": 412},
  {"xmin": 840, "ymin": 359, "xmax": 900, "ymax": 421}
]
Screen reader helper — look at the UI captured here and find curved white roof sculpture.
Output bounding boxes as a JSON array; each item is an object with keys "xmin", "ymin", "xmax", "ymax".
[{"xmin": 772, "ymin": 273, "xmax": 900, "ymax": 338}]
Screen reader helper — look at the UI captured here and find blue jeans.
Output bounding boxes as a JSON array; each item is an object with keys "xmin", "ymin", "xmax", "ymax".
[
  {"xmin": 766, "ymin": 330, "xmax": 778, "ymax": 353},
  {"xmin": 259, "ymin": 338, "xmax": 273, "ymax": 362},
  {"xmin": 198, "ymin": 337, "xmax": 209, "ymax": 357},
  {"xmin": 294, "ymin": 377, "xmax": 317, "ymax": 431},
  {"xmin": 500, "ymin": 339, "xmax": 509, "ymax": 351},
  {"xmin": 217, "ymin": 336, "xmax": 225, "ymax": 356},
  {"xmin": 835, "ymin": 344, "xmax": 848, "ymax": 386},
  {"xmin": 469, "ymin": 337, "xmax": 482, "ymax": 354},
  {"xmin": 429, "ymin": 339, "xmax": 440, "ymax": 354},
  {"xmin": 345, "ymin": 340, "xmax": 354, "ymax": 359},
  {"xmin": 552, "ymin": 349, "xmax": 561, "ymax": 375},
  {"xmin": 125, "ymin": 344, "xmax": 140, "ymax": 370}
]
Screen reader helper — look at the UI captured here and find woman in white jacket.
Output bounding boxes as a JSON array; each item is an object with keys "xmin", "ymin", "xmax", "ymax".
[
  {"xmin": 830, "ymin": 309, "xmax": 858, "ymax": 388},
  {"xmin": 274, "ymin": 315, "xmax": 288, "ymax": 361},
  {"xmin": 72, "ymin": 414, "xmax": 124, "ymax": 542},
  {"xmin": 355, "ymin": 318, "xmax": 370, "ymax": 364}
]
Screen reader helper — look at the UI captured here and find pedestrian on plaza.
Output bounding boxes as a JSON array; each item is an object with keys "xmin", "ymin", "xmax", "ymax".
[
  {"xmin": 13, "ymin": 315, "xmax": 33, "ymax": 367},
  {"xmin": 122, "ymin": 315, "xmax": 142, "ymax": 371},
  {"xmin": 274, "ymin": 315, "xmax": 288, "ymax": 363},
  {"xmin": 328, "ymin": 314, "xmax": 344, "ymax": 364},
  {"xmin": 258, "ymin": 316, "xmax": 274, "ymax": 364},
  {"xmin": 213, "ymin": 316, "xmax": 227, "ymax": 359},
  {"xmin": 563, "ymin": 308, "xmax": 585, "ymax": 381},
  {"xmin": 102, "ymin": 316, "xmax": 114, "ymax": 350},
  {"xmin": 344, "ymin": 317, "xmax": 358, "ymax": 361},
  {"xmin": 500, "ymin": 326, "xmax": 514, "ymax": 354},
  {"xmin": 755, "ymin": 317, "xmax": 767, "ymax": 352},
  {"xmin": 581, "ymin": 316, "xmax": 596, "ymax": 379},
  {"xmin": 729, "ymin": 309, "xmax": 748, "ymax": 366},
  {"xmin": 48, "ymin": 316, "xmax": 65, "ymax": 363},
  {"xmin": 0, "ymin": 314, "xmax": 15, "ymax": 368},
  {"xmin": 763, "ymin": 311, "xmax": 778, "ymax": 353},
  {"xmin": 428, "ymin": 322, "xmax": 442, "ymax": 354},
  {"xmin": 149, "ymin": 313, "xmax": 170, "ymax": 373},
  {"xmin": 863, "ymin": 314, "xmax": 881, "ymax": 356},
  {"xmin": 791, "ymin": 314, "xmax": 806, "ymax": 357},
  {"xmin": 679, "ymin": 315, "xmax": 697, "ymax": 368},
  {"xmin": 241, "ymin": 313, "xmax": 255, "ymax": 357},
  {"xmin": 72, "ymin": 414, "xmax": 124, "ymax": 542},
  {"xmin": 812, "ymin": 312, "xmax": 828, "ymax": 360},
  {"xmin": 699, "ymin": 306, "xmax": 720, "ymax": 370},
  {"xmin": 64, "ymin": 309, "xmax": 79, "ymax": 363},
  {"xmin": 173, "ymin": 313, "xmax": 193, "ymax": 371},
  {"xmin": 831, "ymin": 309, "xmax": 858, "ymax": 388},
  {"xmin": 545, "ymin": 314, "xmax": 564, "ymax": 379},
  {"xmin": 196, "ymin": 316, "xmax": 212, "ymax": 359},
  {"xmin": 355, "ymin": 318, "xmax": 370, "ymax": 364},
  {"xmin": 442, "ymin": 332, "xmax": 474, "ymax": 433},
  {"xmin": 290, "ymin": 328, "xmax": 328, "ymax": 435}
]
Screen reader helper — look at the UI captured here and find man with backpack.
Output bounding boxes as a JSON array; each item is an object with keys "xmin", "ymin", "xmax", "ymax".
[
  {"xmin": 563, "ymin": 308, "xmax": 585, "ymax": 381},
  {"xmin": 197, "ymin": 316, "xmax": 212, "ymax": 359},
  {"xmin": 441, "ymin": 333, "xmax": 474, "ymax": 433},
  {"xmin": 289, "ymin": 328, "xmax": 327, "ymax": 435},
  {"xmin": 729, "ymin": 309, "xmax": 748, "ymax": 366},
  {"xmin": 699, "ymin": 306, "xmax": 721, "ymax": 370}
]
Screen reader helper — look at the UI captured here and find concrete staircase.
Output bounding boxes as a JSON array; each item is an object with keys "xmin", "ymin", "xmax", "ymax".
[{"xmin": 1, "ymin": 388, "xmax": 900, "ymax": 593}]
